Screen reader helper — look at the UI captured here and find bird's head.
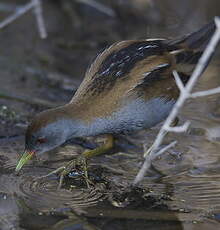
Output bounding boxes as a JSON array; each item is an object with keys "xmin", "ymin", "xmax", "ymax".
[{"xmin": 15, "ymin": 109, "xmax": 72, "ymax": 172}]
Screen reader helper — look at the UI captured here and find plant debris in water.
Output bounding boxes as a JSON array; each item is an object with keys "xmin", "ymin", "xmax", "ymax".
[
  {"xmin": 62, "ymin": 164, "xmax": 170, "ymax": 211},
  {"xmin": 0, "ymin": 105, "xmax": 19, "ymax": 123}
]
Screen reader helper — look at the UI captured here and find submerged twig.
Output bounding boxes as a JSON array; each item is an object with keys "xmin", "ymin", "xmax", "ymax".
[
  {"xmin": 0, "ymin": 0, "xmax": 47, "ymax": 39},
  {"xmin": 133, "ymin": 17, "xmax": 220, "ymax": 186},
  {"xmin": 0, "ymin": 2, "xmax": 34, "ymax": 29},
  {"xmin": 32, "ymin": 0, "xmax": 47, "ymax": 39},
  {"xmin": 76, "ymin": 0, "xmax": 115, "ymax": 17}
]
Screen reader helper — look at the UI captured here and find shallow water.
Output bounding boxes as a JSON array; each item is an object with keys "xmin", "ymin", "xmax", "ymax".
[
  {"xmin": 1, "ymin": 64, "xmax": 220, "ymax": 229},
  {"xmin": 0, "ymin": 0, "xmax": 220, "ymax": 228}
]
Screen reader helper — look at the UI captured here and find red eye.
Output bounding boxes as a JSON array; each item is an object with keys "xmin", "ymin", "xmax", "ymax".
[{"xmin": 37, "ymin": 138, "xmax": 46, "ymax": 144}]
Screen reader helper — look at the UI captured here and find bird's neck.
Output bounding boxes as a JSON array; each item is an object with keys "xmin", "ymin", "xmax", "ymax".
[{"xmin": 47, "ymin": 104, "xmax": 100, "ymax": 140}]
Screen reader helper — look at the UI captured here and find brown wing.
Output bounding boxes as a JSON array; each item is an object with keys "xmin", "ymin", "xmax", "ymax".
[
  {"xmin": 129, "ymin": 20, "xmax": 216, "ymax": 101},
  {"xmin": 69, "ymin": 21, "xmax": 215, "ymax": 122},
  {"xmin": 72, "ymin": 39, "xmax": 170, "ymax": 102},
  {"xmin": 69, "ymin": 39, "xmax": 176, "ymax": 121},
  {"xmin": 72, "ymin": 19, "xmax": 215, "ymax": 103}
]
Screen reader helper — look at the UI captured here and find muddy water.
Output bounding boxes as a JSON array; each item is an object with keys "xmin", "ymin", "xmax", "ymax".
[
  {"xmin": 0, "ymin": 64, "xmax": 220, "ymax": 229},
  {"xmin": 0, "ymin": 0, "xmax": 220, "ymax": 229}
]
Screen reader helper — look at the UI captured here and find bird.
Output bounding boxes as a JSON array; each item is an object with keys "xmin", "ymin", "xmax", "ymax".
[{"xmin": 16, "ymin": 19, "xmax": 218, "ymax": 188}]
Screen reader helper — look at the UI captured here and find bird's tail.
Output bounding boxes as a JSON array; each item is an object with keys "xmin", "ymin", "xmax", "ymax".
[
  {"xmin": 169, "ymin": 17, "xmax": 219, "ymax": 50},
  {"xmin": 168, "ymin": 17, "xmax": 219, "ymax": 79}
]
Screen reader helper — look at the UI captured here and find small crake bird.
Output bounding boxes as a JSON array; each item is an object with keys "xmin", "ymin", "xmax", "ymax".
[{"xmin": 16, "ymin": 19, "xmax": 218, "ymax": 188}]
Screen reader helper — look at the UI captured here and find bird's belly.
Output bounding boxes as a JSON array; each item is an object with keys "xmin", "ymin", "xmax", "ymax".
[{"xmin": 89, "ymin": 98, "xmax": 175, "ymax": 135}]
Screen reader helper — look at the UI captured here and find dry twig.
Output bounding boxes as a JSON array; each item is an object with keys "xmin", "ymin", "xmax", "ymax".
[
  {"xmin": 32, "ymin": 0, "xmax": 47, "ymax": 39},
  {"xmin": 76, "ymin": 0, "xmax": 115, "ymax": 17},
  {"xmin": 133, "ymin": 17, "xmax": 220, "ymax": 186},
  {"xmin": 0, "ymin": 0, "xmax": 47, "ymax": 39}
]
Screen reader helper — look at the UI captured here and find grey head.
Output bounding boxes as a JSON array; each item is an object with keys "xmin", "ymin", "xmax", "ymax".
[{"xmin": 15, "ymin": 109, "xmax": 77, "ymax": 172}]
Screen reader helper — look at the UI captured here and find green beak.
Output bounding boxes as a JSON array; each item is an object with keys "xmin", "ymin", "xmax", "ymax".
[{"xmin": 15, "ymin": 150, "xmax": 34, "ymax": 172}]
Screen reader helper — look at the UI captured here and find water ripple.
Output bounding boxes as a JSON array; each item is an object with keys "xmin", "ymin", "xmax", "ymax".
[{"xmin": 1, "ymin": 162, "xmax": 105, "ymax": 214}]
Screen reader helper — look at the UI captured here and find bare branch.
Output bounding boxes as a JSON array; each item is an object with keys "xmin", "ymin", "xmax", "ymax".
[
  {"xmin": 215, "ymin": 16, "xmax": 220, "ymax": 27},
  {"xmin": 0, "ymin": 2, "xmax": 34, "ymax": 29},
  {"xmin": 153, "ymin": 141, "xmax": 177, "ymax": 158},
  {"xmin": 0, "ymin": 0, "xmax": 47, "ymax": 39},
  {"xmin": 173, "ymin": 70, "xmax": 186, "ymax": 93},
  {"xmin": 32, "ymin": 0, "xmax": 47, "ymax": 39},
  {"xmin": 164, "ymin": 121, "xmax": 190, "ymax": 133},
  {"xmin": 133, "ymin": 141, "xmax": 177, "ymax": 186},
  {"xmin": 191, "ymin": 86, "xmax": 220, "ymax": 98},
  {"xmin": 76, "ymin": 0, "xmax": 115, "ymax": 17}
]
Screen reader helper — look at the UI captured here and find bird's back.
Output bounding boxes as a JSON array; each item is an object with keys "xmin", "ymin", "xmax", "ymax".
[{"xmin": 69, "ymin": 20, "xmax": 216, "ymax": 131}]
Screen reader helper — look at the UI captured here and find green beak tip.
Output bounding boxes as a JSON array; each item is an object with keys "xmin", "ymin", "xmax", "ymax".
[{"xmin": 15, "ymin": 151, "xmax": 33, "ymax": 172}]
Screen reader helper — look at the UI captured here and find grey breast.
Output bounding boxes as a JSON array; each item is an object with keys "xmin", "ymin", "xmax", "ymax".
[{"xmin": 88, "ymin": 97, "xmax": 175, "ymax": 135}]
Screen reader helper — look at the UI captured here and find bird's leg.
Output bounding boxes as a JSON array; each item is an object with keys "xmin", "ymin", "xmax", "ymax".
[
  {"xmin": 57, "ymin": 155, "xmax": 88, "ymax": 189},
  {"xmin": 39, "ymin": 134, "xmax": 114, "ymax": 189},
  {"xmin": 58, "ymin": 134, "xmax": 114, "ymax": 188},
  {"xmin": 82, "ymin": 134, "xmax": 114, "ymax": 159}
]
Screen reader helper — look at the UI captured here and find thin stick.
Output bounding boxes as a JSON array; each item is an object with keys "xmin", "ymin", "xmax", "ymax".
[
  {"xmin": 164, "ymin": 121, "xmax": 190, "ymax": 133},
  {"xmin": 32, "ymin": 0, "xmax": 47, "ymax": 39},
  {"xmin": 191, "ymin": 87, "xmax": 220, "ymax": 98},
  {"xmin": 133, "ymin": 141, "xmax": 177, "ymax": 185},
  {"xmin": 0, "ymin": 0, "xmax": 47, "ymax": 39},
  {"xmin": 173, "ymin": 70, "xmax": 187, "ymax": 94},
  {"xmin": 0, "ymin": 2, "xmax": 34, "ymax": 29},
  {"xmin": 133, "ymin": 17, "xmax": 220, "ymax": 186},
  {"xmin": 76, "ymin": 0, "xmax": 115, "ymax": 17}
]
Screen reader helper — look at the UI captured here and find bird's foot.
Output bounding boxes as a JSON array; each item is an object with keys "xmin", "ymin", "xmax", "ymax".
[
  {"xmin": 38, "ymin": 155, "xmax": 92, "ymax": 189},
  {"xmin": 38, "ymin": 134, "xmax": 114, "ymax": 189}
]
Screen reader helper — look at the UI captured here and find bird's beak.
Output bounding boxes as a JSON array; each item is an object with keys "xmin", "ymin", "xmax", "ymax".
[{"xmin": 15, "ymin": 150, "xmax": 35, "ymax": 172}]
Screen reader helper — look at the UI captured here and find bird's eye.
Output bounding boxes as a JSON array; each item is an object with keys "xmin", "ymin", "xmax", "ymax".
[{"xmin": 37, "ymin": 138, "xmax": 46, "ymax": 144}]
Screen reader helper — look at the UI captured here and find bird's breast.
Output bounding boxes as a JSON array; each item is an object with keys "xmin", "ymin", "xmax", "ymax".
[{"xmin": 83, "ymin": 97, "xmax": 175, "ymax": 135}]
